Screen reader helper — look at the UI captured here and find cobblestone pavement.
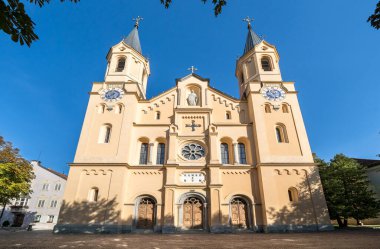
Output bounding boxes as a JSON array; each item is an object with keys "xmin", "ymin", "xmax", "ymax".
[{"xmin": 0, "ymin": 229, "xmax": 379, "ymax": 249}]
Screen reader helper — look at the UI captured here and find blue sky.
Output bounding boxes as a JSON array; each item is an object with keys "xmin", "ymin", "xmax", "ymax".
[{"xmin": 0, "ymin": 0, "xmax": 379, "ymax": 174}]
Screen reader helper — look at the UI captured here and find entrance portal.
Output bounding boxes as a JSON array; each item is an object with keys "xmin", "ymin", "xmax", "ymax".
[
  {"xmin": 13, "ymin": 213, "xmax": 25, "ymax": 227},
  {"xmin": 183, "ymin": 197, "xmax": 203, "ymax": 229},
  {"xmin": 230, "ymin": 198, "xmax": 248, "ymax": 228},
  {"xmin": 136, "ymin": 197, "xmax": 155, "ymax": 229}
]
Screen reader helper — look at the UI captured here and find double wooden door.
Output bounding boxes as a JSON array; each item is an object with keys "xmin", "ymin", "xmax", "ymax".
[
  {"xmin": 136, "ymin": 198, "xmax": 155, "ymax": 229},
  {"xmin": 183, "ymin": 197, "xmax": 203, "ymax": 229},
  {"xmin": 231, "ymin": 198, "xmax": 248, "ymax": 228}
]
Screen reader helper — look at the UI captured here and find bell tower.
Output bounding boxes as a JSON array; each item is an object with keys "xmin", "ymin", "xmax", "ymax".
[
  {"xmin": 235, "ymin": 17, "xmax": 282, "ymax": 99},
  {"xmin": 104, "ymin": 16, "xmax": 150, "ymax": 99}
]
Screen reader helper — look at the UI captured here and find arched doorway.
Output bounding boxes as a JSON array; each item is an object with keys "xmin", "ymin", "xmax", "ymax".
[
  {"xmin": 183, "ymin": 196, "xmax": 203, "ymax": 229},
  {"xmin": 230, "ymin": 197, "xmax": 249, "ymax": 229},
  {"xmin": 136, "ymin": 197, "xmax": 155, "ymax": 229}
]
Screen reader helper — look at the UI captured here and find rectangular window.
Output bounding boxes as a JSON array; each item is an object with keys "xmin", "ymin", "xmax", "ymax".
[
  {"xmin": 47, "ymin": 215, "xmax": 54, "ymax": 223},
  {"xmin": 42, "ymin": 183, "xmax": 49, "ymax": 191},
  {"xmin": 139, "ymin": 143, "xmax": 148, "ymax": 165},
  {"xmin": 156, "ymin": 143, "xmax": 165, "ymax": 164},
  {"xmin": 54, "ymin": 183, "xmax": 61, "ymax": 191},
  {"xmin": 34, "ymin": 215, "xmax": 41, "ymax": 222},
  {"xmin": 50, "ymin": 200, "xmax": 58, "ymax": 208},
  {"xmin": 15, "ymin": 198, "xmax": 28, "ymax": 207},
  {"xmin": 37, "ymin": 200, "xmax": 45, "ymax": 208}
]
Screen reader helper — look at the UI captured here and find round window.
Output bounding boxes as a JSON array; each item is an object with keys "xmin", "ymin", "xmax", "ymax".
[{"xmin": 181, "ymin": 143, "xmax": 205, "ymax": 160}]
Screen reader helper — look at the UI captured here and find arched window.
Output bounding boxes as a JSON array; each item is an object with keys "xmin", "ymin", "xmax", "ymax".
[
  {"xmin": 116, "ymin": 57, "xmax": 126, "ymax": 72},
  {"xmin": 139, "ymin": 143, "xmax": 149, "ymax": 165},
  {"xmin": 275, "ymin": 124, "xmax": 288, "ymax": 143},
  {"xmin": 238, "ymin": 143, "xmax": 247, "ymax": 164},
  {"xmin": 282, "ymin": 104, "xmax": 289, "ymax": 113},
  {"xmin": 156, "ymin": 111, "xmax": 161, "ymax": 120},
  {"xmin": 288, "ymin": 187, "xmax": 299, "ymax": 202},
  {"xmin": 156, "ymin": 143, "xmax": 165, "ymax": 165},
  {"xmin": 220, "ymin": 143, "xmax": 230, "ymax": 164},
  {"xmin": 265, "ymin": 104, "xmax": 271, "ymax": 113},
  {"xmin": 98, "ymin": 124, "xmax": 112, "ymax": 143},
  {"xmin": 142, "ymin": 68, "xmax": 147, "ymax": 84},
  {"xmin": 104, "ymin": 126, "xmax": 111, "ymax": 143},
  {"xmin": 88, "ymin": 187, "xmax": 99, "ymax": 202},
  {"xmin": 98, "ymin": 104, "xmax": 105, "ymax": 114},
  {"xmin": 261, "ymin": 57, "xmax": 272, "ymax": 71},
  {"xmin": 226, "ymin": 111, "xmax": 231, "ymax": 120},
  {"xmin": 116, "ymin": 104, "xmax": 123, "ymax": 114}
]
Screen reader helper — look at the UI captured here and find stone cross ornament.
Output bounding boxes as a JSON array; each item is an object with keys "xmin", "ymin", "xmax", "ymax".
[{"xmin": 186, "ymin": 120, "xmax": 201, "ymax": 131}]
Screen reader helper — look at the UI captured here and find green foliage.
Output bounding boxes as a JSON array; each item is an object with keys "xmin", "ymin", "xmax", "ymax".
[
  {"xmin": 368, "ymin": 1, "xmax": 380, "ymax": 29},
  {"xmin": 0, "ymin": 0, "xmax": 79, "ymax": 47},
  {"xmin": 0, "ymin": 136, "xmax": 34, "ymax": 210},
  {"xmin": 160, "ymin": 0, "xmax": 227, "ymax": 16},
  {"xmin": 318, "ymin": 154, "xmax": 380, "ymax": 227}
]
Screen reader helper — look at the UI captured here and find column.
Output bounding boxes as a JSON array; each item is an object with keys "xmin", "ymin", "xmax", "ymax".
[
  {"xmin": 148, "ymin": 143, "xmax": 154, "ymax": 164},
  {"xmin": 233, "ymin": 143, "xmax": 239, "ymax": 164},
  {"xmin": 208, "ymin": 126, "xmax": 219, "ymax": 164},
  {"xmin": 167, "ymin": 132, "xmax": 177, "ymax": 164}
]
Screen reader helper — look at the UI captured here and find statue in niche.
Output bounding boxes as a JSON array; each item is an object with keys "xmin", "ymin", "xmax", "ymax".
[{"xmin": 187, "ymin": 90, "xmax": 198, "ymax": 106}]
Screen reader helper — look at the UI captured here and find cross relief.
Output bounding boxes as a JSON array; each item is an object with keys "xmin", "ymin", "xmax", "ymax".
[{"xmin": 186, "ymin": 120, "xmax": 201, "ymax": 131}]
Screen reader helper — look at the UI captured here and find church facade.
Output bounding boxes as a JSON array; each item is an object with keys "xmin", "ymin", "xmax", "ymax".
[{"xmin": 55, "ymin": 19, "xmax": 332, "ymax": 233}]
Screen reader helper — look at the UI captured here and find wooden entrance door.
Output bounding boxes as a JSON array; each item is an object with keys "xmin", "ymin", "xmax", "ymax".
[
  {"xmin": 231, "ymin": 198, "xmax": 248, "ymax": 228},
  {"xmin": 183, "ymin": 197, "xmax": 203, "ymax": 229},
  {"xmin": 136, "ymin": 198, "xmax": 155, "ymax": 229}
]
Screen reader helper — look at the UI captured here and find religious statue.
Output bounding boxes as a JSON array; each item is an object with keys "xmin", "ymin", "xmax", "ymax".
[{"xmin": 187, "ymin": 90, "xmax": 198, "ymax": 106}]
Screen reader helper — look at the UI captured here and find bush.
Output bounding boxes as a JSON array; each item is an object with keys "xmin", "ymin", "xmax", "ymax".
[{"xmin": 2, "ymin": 220, "xmax": 10, "ymax": 227}]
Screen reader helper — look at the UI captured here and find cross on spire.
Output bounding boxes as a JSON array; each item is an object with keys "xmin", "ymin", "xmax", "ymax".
[
  {"xmin": 187, "ymin": 66, "xmax": 198, "ymax": 74},
  {"xmin": 243, "ymin": 16, "xmax": 254, "ymax": 29},
  {"xmin": 133, "ymin": 16, "xmax": 143, "ymax": 28}
]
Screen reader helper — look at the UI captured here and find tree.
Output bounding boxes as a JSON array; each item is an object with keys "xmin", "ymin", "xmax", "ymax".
[
  {"xmin": 0, "ymin": 136, "xmax": 34, "ymax": 220},
  {"xmin": 0, "ymin": 0, "xmax": 79, "ymax": 47},
  {"xmin": 318, "ymin": 154, "xmax": 380, "ymax": 227},
  {"xmin": 368, "ymin": 1, "xmax": 380, "ymax": 29},
  {"xmin": 160, "ymin": 0, "xmax": 226, "ymax": 16}
]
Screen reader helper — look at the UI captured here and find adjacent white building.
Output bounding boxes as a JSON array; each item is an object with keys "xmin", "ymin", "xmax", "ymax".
[{"xmin": 1, "ymin": 160, "xmax": 67, "ymax": 230}]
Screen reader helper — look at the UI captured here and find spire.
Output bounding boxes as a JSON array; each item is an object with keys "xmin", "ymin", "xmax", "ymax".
[
  {"xmin": 242, "ymin": 16, "xmax": 262, "ymax": 55},
  {"xmin": 123, "ymin": 16, "xmax": 143, "ymax": 54}
]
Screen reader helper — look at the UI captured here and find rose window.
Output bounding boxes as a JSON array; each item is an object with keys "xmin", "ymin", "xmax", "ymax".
[{"xmin": 181, "ymin": 143, "xmax": 205, "ymax": 160}]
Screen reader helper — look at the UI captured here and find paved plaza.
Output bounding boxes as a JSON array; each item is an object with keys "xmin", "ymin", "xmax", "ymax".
[{"xmin": 0, "ymin": 228, "xmax": 379, "ymax": 249}]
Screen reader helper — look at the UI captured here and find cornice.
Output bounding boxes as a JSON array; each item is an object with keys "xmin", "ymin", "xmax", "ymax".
[
  {"xmin": 175, "ymin": 107, "xmax": 213, "ymax": 112},
  {"xmin": 133, "ymin": 123, "xmax": 171, "ymax": 127},
  {"xmin": 69, "ymin": 163, "xmax": 128, "ymax": 167},
  {"xmin": 213, "ymin": 123, "xmax": 252, "ymax": 127},
  {"xmin": 256, "ymin": 162, "xmax": 317, "ymax": 167}
]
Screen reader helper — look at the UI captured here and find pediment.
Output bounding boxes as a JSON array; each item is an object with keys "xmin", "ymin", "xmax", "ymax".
[{"xmin": 176, "ymin": 73, "xmax": 209, "ymax": 85}]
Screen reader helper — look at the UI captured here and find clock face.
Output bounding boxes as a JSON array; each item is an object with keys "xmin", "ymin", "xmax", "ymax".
[
  {"xmin": 180, "ymin": 172, "xmax": 206, "ymax": 184},
  {"xmin": 100, "ymin": 88, "xmax": 124, "ymax": 102},
  {"xmin": 262, "ymin": 86, "xmax": 285, "ymax": 101}
]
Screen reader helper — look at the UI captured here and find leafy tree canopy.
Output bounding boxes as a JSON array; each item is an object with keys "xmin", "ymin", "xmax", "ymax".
[
  {"xmin": 0, "ymin": 136, "xmax": 34, "ymax": 219},
  {"xmin": 0, "ymin": 0, "xmax": 79, "ymax": 46},
  {"xmin": 160, "ymin": 0, "xmax": 226, "ymax": 16},
  {"xmin": 317, "ymin": 154, "xmax": 380, "ymax": 227},
  {"xmin": 368, "ymin": 1, "xmax": 380, "ymax": 29},
  {"xmin": 0, "ymin": 0, "xmax": 378, "ymax": 48}
]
